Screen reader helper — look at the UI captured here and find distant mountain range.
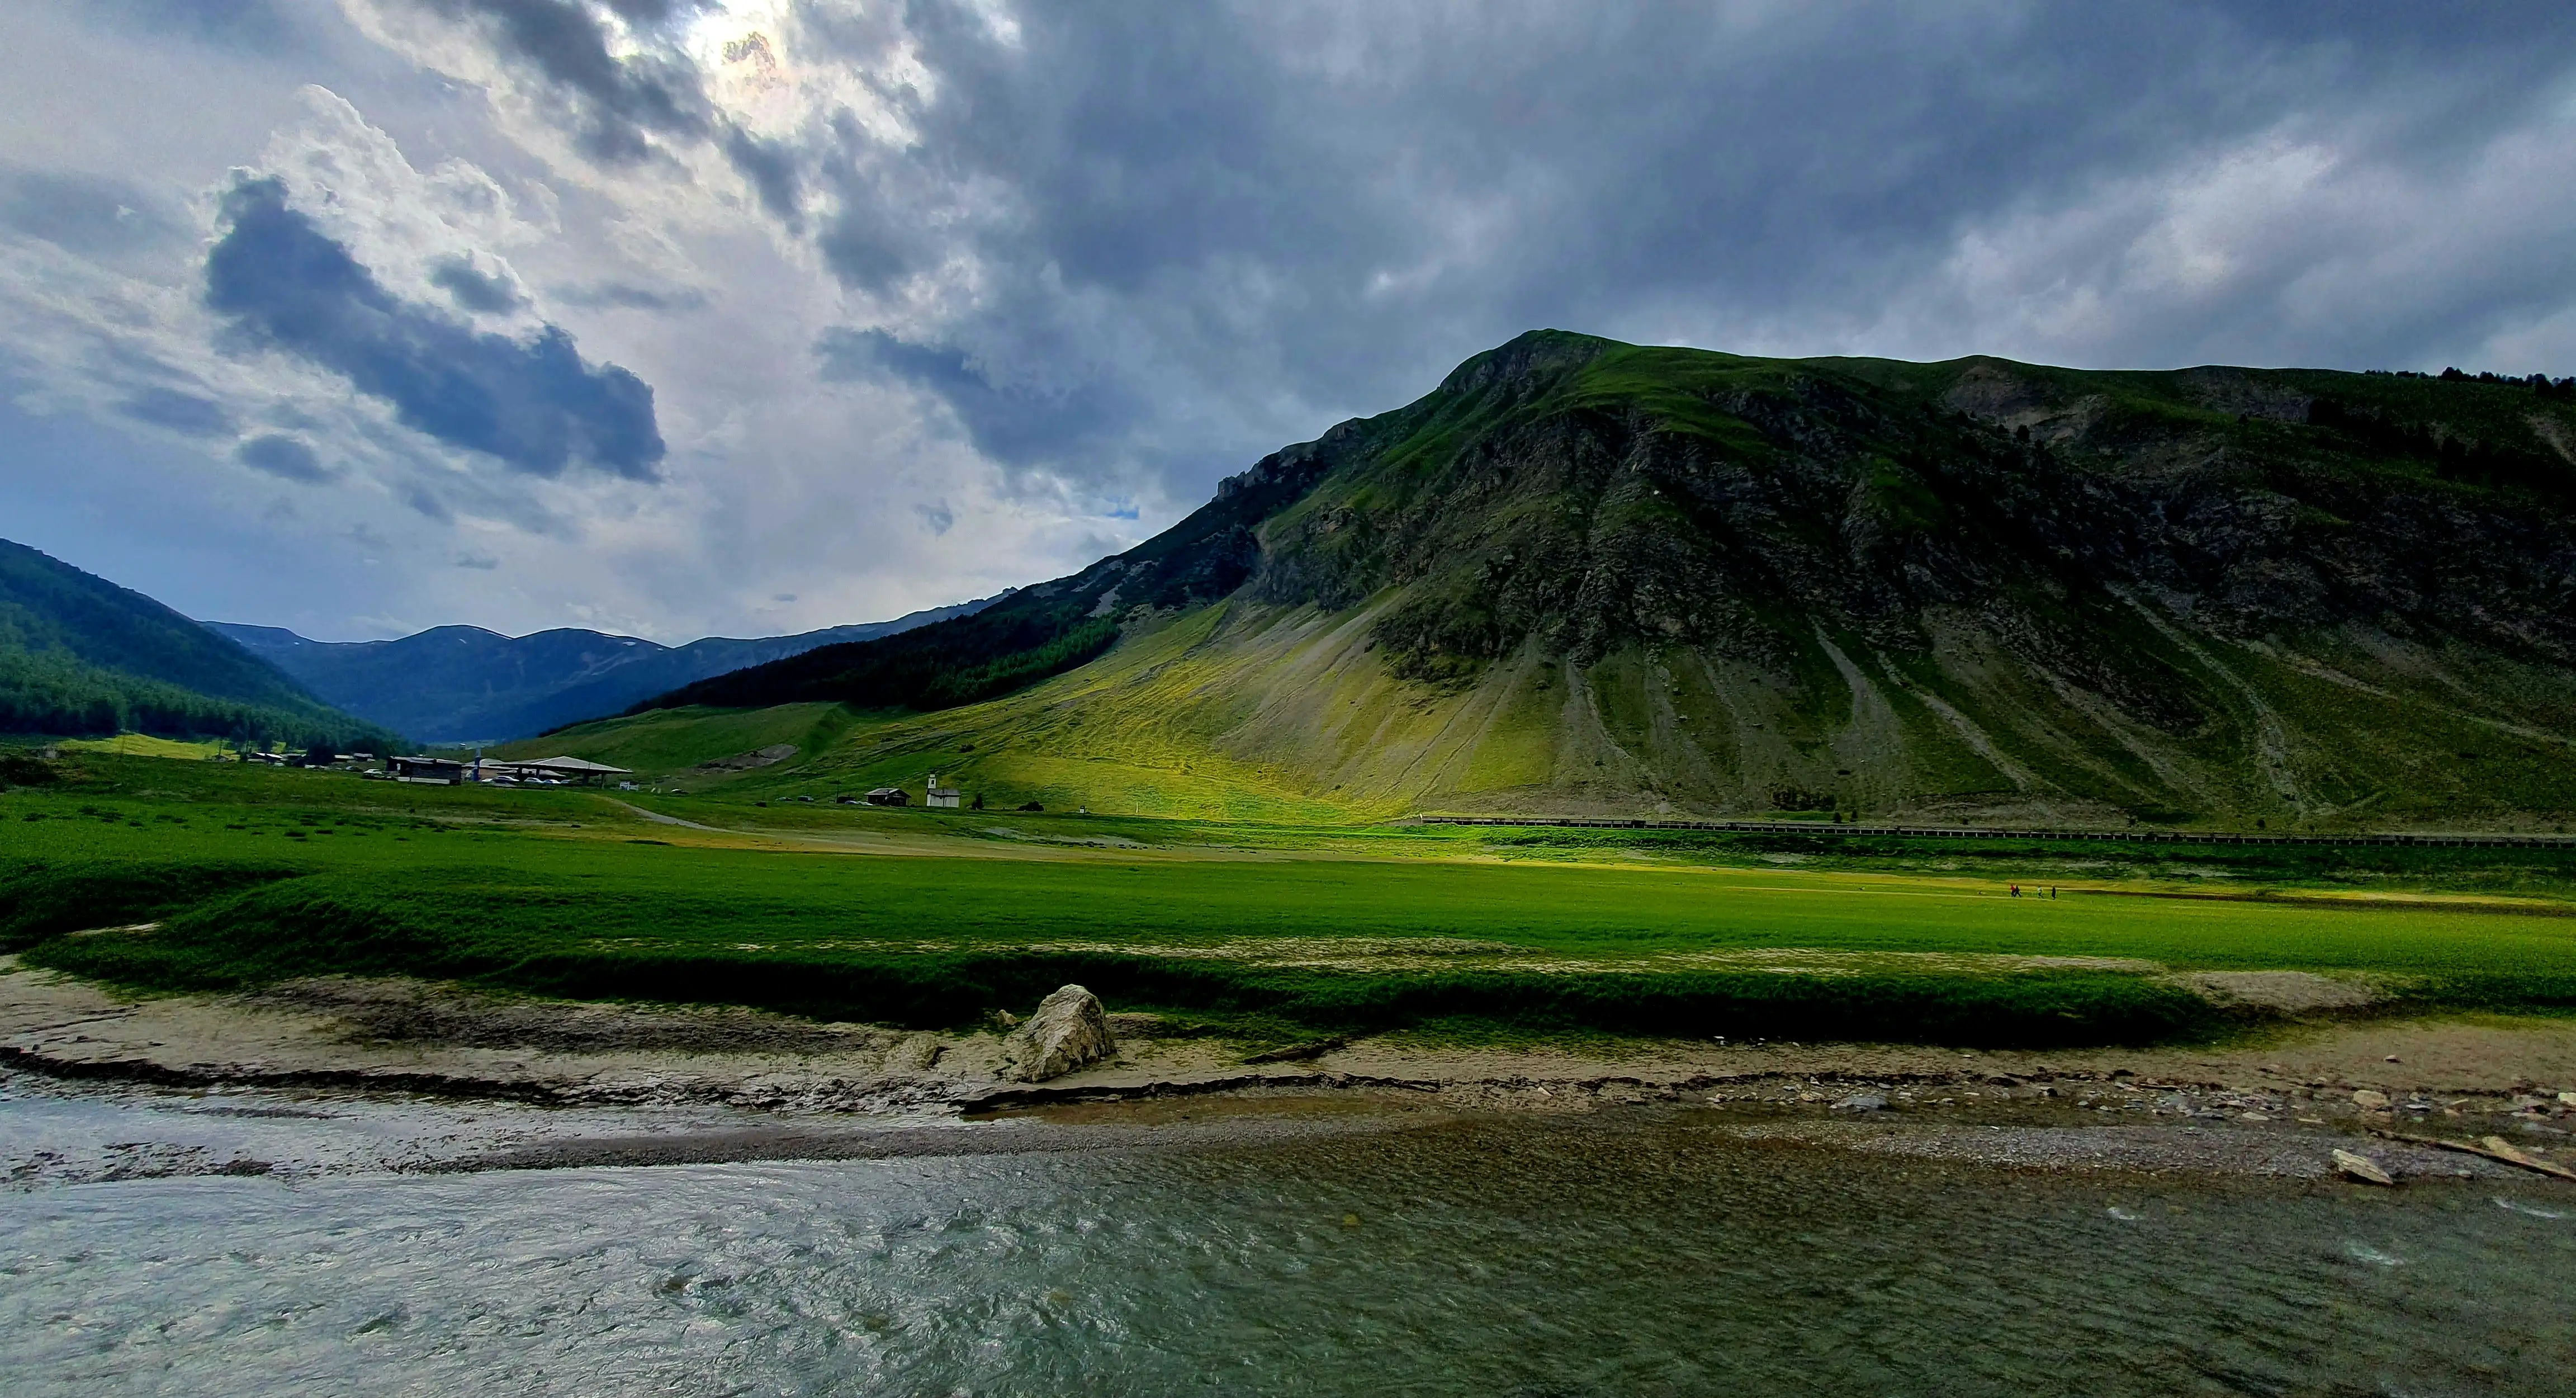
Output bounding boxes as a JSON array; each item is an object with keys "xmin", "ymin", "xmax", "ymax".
[
  {"xmin": 1, "ymin": 537, "xmax": 392, "ymax": 749},
  {"xmin": 210, "ymin": 595, "xmax": 1006, "ymax": 743}
]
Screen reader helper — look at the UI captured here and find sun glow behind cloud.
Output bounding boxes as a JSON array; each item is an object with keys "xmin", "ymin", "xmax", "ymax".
[{"xmin": 683, "ymin": 2, "xmax": 927, "ymax": 146}]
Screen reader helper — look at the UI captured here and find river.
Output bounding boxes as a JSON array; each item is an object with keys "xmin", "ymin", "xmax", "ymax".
[{"xmin": 4, "ymin": 1073, "xmax": 2572, "ymax": 1395}]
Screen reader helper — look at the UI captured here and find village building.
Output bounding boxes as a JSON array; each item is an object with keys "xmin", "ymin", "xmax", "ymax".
[
  {"xmin": 518, "ymin": 756, "xmax": 630, "ymax": 785},
  {"xmin": 387, "ymin": 755, "xmax": 466, "ymax": 785},
  {"xmin": 864, "ymin": 787, "xmax": 908, "ymax": 806},
  {"xmin": 926, "ymin": 772, "xmax": 962, "ymax": 809},
  {"xmin": 468, "ymin": 756, "xmax": 633, "ymax": 786}
]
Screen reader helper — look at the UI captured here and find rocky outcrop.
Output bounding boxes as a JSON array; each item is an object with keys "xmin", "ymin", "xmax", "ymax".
[
  {"xmin": 1003, "ymin": 984, "xmax": 1117, "ymax": 1081},
  {"xmin": 1254, "ymin": 342, "xmax": 2576, "ymax": 683}
]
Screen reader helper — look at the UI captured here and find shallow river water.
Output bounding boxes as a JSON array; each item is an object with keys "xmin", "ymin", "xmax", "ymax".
[{"xmin": 5, "ymin": 1083, "xmax": 2574, "ymax": 1396}]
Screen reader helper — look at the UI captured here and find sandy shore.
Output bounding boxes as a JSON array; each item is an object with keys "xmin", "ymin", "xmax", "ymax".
[{"xmin": 6, "ymin": 956, "xmax": 2572, "ymax": 1184}]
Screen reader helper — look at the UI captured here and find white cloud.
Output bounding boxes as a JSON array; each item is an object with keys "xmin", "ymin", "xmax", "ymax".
[
  {"xmin": 255, "ymin": 86, "xmax": 548, "ymax": 325},
  {"xmin": 1841, "ymin": 88, "xmax": 2576, "ymax": 371}
]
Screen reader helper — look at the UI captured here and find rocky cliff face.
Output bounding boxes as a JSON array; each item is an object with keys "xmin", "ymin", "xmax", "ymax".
[
  {"xmin": 1248, "ymin": 333, "xmax": 2576, "ymax": 698},
  {"xmin": 1008, "ymin": 331, "xmax": 2568, "ymax": 826}
]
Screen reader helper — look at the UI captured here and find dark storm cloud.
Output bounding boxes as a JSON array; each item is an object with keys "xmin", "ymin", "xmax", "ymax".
[
  {"xmin": 204, "ymin": 176, "xmax": 666, "ymax": 480},
  {"xmin": 811, "ymin": 106, "xmax": 932, "ymax": 294},
  {"xmin": 428, "ymin": 254, "xmax": 527, "ymax": 314},
  {"xmin": 865, "ymin": 4, "xmax": 2576, "ymax": 381},
  {"xmin": 235, "ymin": 433, "xmax": 335, "ymax": 483},
  {"xmin": 816, "ymin": 327, "xmax": 1134, "ymax": 468},
  {"xmin": 721, "ymin": 125, "xmax": 804, "ymax": 228},
  {"xmin": 814, "ymin": 187, "xmax": 915, "ymax": 293},
  {"xmin": 412, "ymin": 0, "xmax": 712, "ymax": 162}
]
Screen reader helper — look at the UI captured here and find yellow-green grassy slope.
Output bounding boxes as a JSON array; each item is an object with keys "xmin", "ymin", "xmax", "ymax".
[
  {"xmin": 502, "ymin": 702, "xmax": 855, "ymax": 775},
  {"xmin": 520, "ymin": 594, "xmax": 2576, "ymax": 829}
]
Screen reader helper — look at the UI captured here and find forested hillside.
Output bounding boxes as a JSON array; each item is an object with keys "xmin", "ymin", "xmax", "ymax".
[{"xmin": 0, "ymin": 539, "xmax": 396, "ymax": 748}]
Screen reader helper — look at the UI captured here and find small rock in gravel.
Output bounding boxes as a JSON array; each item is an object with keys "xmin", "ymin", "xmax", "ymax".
[
  {"xmin": 2352, "ymin": 1089, "xmax": 2392, "ymax": 1109},
  {"xmin": 2334, "ymin": 1149, "xmax": 2397, "ymax": 1186},
  {"xmin": 886, "ymin": 1035, "xmax": 943, "ymax": 1073}
]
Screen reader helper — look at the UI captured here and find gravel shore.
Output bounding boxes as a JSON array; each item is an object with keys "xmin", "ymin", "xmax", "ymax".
[{"xmin": 6, "ymin": 957, "xmax": 2572, "ymax": 1186}]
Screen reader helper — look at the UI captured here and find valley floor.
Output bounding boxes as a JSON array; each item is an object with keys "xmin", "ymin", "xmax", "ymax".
[{"xmin": 8, "ymin": 753, "xmax": 2576, "ymax": 1090}]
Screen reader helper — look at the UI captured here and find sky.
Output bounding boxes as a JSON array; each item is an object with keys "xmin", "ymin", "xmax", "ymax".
[{"xmin": 4, "ymin": 2, "xmax": 2574, "ymax": 644}]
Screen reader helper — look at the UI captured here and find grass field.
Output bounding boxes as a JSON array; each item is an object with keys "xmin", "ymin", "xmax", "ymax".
[
  {"xmin": 55, "ymin": 734, "xmax": 234, "ymax": 761},
  {"xmin": 7, "ymin": 752, "xmax": 2575, "ymax": 1049}
]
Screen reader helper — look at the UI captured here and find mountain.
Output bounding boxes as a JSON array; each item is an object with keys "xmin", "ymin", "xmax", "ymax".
[
  {"xmin": 0, "ymin": 538, "xmax": 396, "ymax": 748},
  {"xmin": 613, "ymin": 332, "xmax": 2576, "ymax": 829},
  {"xmin": 212, "ymin": 596, "xmax": 1004, "ymax": 743}
]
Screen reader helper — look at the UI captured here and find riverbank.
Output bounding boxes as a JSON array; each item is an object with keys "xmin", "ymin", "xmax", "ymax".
[{"xmin": 8, "ymin": 959, "xmax": 2571, "ymax": 1184}]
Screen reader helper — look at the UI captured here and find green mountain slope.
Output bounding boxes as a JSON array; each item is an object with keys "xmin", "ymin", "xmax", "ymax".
[
  {"xmin": 0, "ymin": 538, "xmax": 398, "ymax": 748},
  {"xmin": 639, "ymin": 456, "xmax": 1311, "ymax": 715},
  {"xmin": 610, "ymin": 333, "xmax": 2576, "ymax": 829}
]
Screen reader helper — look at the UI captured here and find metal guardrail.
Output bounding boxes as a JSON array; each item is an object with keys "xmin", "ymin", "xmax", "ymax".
[{"xmin": 1417, "ymin": 816, "xmax": 2576, "ymax": 849}]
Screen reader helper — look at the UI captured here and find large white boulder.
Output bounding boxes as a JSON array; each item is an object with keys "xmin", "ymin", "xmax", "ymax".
[{"xmin": 1004, "ymin": 984, "xmax": 1117, "ymax": 1081}]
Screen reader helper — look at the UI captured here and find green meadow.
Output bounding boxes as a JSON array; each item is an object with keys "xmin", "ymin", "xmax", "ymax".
[{"xmin": 7, "ymin": 752, "xmax": 2576, "ymax": 1048}]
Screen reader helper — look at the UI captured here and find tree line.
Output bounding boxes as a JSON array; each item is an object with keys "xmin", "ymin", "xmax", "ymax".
[{"xmin": 0, "ymin": 646, "xmax": 399, "ymax": 751}]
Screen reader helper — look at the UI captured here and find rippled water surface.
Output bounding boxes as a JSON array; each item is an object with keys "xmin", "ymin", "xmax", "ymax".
[{"xmin": 6, "ymin": 1103, "xmax": 2574, "ymax": 1396}]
